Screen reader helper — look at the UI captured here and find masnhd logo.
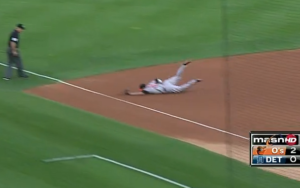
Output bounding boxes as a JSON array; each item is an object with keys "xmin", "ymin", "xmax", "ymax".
[
  {"xmin": 286, "ymin": 134, "xmax": 297, "ymax": 145},
  {"xmin": 252, "ymin": 134, "xmax": 299, "ymax": 146}
]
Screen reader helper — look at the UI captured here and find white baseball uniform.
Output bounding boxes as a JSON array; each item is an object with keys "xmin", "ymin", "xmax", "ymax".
[{"xmin": 142, "ymin": 64, "xmax": 198, "ymax": 94}]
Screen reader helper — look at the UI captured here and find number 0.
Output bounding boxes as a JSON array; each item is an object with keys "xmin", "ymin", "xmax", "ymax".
[
  {"xmin": 290, "ymin": 156, "xmax": 297, "ymax": 163},
  {"xmin": 272, "ymin": 147, "xmax": 278, "ymax": 154}
]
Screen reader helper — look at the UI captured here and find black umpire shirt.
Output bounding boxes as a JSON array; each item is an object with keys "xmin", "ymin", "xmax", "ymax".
[{"xmin": 8, "ymin": 30, "xmax": 20, "ymax": 49}]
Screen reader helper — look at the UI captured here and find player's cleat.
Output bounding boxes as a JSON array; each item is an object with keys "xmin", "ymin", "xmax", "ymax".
[
  {"xmin": 196, "ymin": 79, "xmax": 202, "ymax": 82},
  {"xmin": 3, "ymin": 77, "xmax": 10, "ymax": 81},
  {"xmin": 183, "ymin": 61, "xmax": 191, "ymax": 66}
]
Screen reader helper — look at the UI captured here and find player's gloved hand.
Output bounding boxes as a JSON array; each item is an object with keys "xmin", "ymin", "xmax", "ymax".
[{"xmin": 124, "ymin": 89, "xmax": 130, "ymax": 95}]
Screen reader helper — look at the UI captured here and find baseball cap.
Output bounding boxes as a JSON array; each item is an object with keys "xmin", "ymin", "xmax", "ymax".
[{"xmin": 16, "ymin": 23, "xmax": 25, "ymax": 30}]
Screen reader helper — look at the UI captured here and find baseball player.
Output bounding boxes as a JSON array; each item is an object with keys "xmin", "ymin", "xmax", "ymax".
[{"xmin": 125, "ymin": 61, "xmax": 201, "ymax": 96}]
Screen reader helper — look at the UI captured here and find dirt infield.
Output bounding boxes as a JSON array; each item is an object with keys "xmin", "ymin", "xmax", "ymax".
[{"xmin": 26, "ymin": 49, "xmax": 300, "ymax": 181}]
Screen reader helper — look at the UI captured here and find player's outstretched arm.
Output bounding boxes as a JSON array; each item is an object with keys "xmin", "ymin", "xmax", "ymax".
[{"xmin": 124, "ymin": 89, "xmax": 145, "ymax": 96}]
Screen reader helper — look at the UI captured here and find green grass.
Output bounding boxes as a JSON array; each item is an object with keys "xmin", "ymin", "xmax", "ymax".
[
  {"xmin": 0, "ymin": 0, "xmax": 222, "ymax": 81},
  {"xmin": 1, "ymin": 0, "xmax": 300, "ymax": 187},
  {"xmin": 1, "ymin": 158, "xmax": 179, "ymax": 188},
  {"xmin": 1, "ymin": 0, "xmax": 300, "ymax": 84},
  {"xmin": 0, "ymin": 91, "xmax": 300, "ymax": 188}
]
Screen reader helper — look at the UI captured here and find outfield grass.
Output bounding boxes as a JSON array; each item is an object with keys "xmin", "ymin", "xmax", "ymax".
[
  {"xmin": 1, "ymin": 0, "xmax": 300, "ymax": 83},
  {"xmin": 1, "ymin": 0, "xmax": 300, "ymax": 187}
]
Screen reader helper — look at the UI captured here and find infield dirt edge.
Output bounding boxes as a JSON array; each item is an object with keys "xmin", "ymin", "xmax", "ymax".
[{"xmin": 26, "ymin": 50, "xmax": 300, "ymax": 181}]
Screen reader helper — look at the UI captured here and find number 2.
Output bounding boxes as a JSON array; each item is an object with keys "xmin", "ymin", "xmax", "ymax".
[{"xmin": 291, "ymin": 147, "xmax": 296, "ymax": 154}]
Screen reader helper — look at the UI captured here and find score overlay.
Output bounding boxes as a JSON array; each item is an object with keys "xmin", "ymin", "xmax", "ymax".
[{"xmin": 250, "ymin": 131, "xmax": 300, "ymax": 167}]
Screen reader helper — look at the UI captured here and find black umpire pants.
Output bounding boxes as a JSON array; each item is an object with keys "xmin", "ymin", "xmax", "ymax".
[{"xmin": 4, "ymin": 48, "xmax": 27, "ymax": 78}]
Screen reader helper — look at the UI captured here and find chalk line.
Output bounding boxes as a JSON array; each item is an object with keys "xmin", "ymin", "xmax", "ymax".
[
  {"xmin": 43, "ymin": 154, "xmax": 95, "ymax": 162},
  {"xmin": 0, "ymin": 62, "xmax": 249, "ymax": 140},
  {"xmin": 43, "ymin": 154, "xmax": 191, "ymax": 188}
]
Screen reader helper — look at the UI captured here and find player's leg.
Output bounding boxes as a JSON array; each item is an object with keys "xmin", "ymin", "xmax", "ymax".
[
  {"xmin": 171, "ymin": 79, "xmax": 201, "ymax": 93},
  {"xmin": 164, "ymin": 61, "xmax": 191, "ymax": 85},
  {"xmin": 15, "ymin": 54, "xmax": 28, "ymax": 78},
  {"xmin": 3, "ymin": 51, "xmax": 14, "ymax": 80},
  {"xmin": 173, "ymin": 61, "xmax": 191, "ymax": 80}
]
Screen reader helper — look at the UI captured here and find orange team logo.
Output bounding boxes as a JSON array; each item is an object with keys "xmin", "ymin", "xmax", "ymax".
[{"xmin": 256, "ymin": 135, "xmax": 274, "ymax": 155}]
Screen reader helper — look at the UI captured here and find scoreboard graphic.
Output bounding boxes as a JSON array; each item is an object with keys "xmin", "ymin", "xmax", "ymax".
[{"xmin": 250, "ymin": 131, "xmax": 300, "ymax": 167}]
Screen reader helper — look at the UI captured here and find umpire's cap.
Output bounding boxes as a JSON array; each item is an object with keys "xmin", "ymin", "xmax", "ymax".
[{"xmin": 16, "ymin": 23, "xmax": 25, "ymax": 30}]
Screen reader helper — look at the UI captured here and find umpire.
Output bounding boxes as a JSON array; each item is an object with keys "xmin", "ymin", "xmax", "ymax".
[{"xmin": 3, "ymin": 23, "xmax": 28, "ymax": 80}]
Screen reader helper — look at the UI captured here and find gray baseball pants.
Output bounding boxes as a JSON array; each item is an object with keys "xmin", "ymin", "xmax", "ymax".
[
  {"xmin": 4, "ymin": 48, "xmax": 27, "ymax": 78},
  {"xmin": 163, "ymin": 64, "xmax": 198, "ymax": 93}
]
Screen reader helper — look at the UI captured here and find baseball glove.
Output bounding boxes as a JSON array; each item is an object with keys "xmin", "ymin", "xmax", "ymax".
[{"xmin": 124, "ymin": 89, "xmax": 130, "ymax": 95}]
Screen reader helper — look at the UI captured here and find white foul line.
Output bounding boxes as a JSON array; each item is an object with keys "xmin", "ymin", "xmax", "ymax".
[
  {"xmin": 43, "ymin": 154, "xmax": 191, "ymax": 188},
  {"xmin": 0, "ymin": 62, "xmax": 249, "ymax": 140}
]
